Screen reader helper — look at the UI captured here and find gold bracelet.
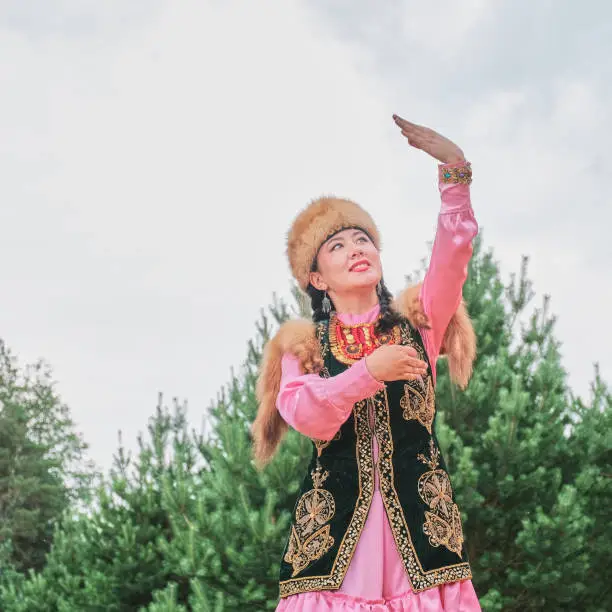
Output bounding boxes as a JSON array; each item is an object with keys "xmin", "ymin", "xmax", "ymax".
[{"xmin": 439, "ymin": 163, "xmax": 472, "ymax": 184}]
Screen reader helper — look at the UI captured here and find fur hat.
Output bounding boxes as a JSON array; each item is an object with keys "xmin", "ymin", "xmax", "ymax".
[{"xmin": 287, "ymin": 196, "xmax": 381, "ymax": 291}]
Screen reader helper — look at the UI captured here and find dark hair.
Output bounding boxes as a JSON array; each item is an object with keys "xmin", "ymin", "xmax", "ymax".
[{"xmin": 306, "ymin": 278, "xmax": 402, "ymax": 335}]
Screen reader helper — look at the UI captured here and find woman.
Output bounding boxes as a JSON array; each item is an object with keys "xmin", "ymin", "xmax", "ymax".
[{"xmin": 252, "ymin": 115, "xmax": 481, "ymax": 611}]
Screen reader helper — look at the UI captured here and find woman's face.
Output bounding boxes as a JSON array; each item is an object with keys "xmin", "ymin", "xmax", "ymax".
[{"xmin": 309, "ymin": 228, "xmax": 382, "ymax": 295}]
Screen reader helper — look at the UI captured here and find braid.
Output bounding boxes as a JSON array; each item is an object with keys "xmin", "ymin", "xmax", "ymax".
[{"xmin": 375, "ymin": 278, "xmax": 403, "ymax": 334}]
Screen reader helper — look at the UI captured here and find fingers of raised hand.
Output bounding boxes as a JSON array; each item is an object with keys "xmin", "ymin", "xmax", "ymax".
[
  {"xmin": 401, "ymin": 129, "xmax": 429, "ymax": 150},
  {"xmin": 394, "ymin": 115, "xmax": 430, "ymax": 137},
  {"xmin": 393, "ymin": 116, "xmax": 441, "ymax": 149},
  {"xmin": 393, "ymin": 114, "xmax": 419, "ymax": 132},
  {"xmin": 401, "ymin": 132, "xmax": 420, "ymax": 148}
]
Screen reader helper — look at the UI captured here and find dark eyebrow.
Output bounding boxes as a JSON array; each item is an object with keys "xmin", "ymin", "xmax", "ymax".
[
  {"xmin": 326, "ymin": 229, "xmax": 367, "ymax": 247},
  {"xmin": 325, "ymin": 235, "xmax": 345, "ymax": 247}
]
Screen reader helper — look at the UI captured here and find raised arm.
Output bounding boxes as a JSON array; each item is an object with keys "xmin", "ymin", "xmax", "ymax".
[
  {"xmin": 421, "ymin": 163, "xmax": 477, "ymax": 355},
  {"xmin": 393, "ymin": 115, "xmax": 478, "ymax": 357}
]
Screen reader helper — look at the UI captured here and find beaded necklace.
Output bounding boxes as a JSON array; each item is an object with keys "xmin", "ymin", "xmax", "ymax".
[{"xmin": 328, "ymin": 312, "xmax": 401, "ymax": 366}]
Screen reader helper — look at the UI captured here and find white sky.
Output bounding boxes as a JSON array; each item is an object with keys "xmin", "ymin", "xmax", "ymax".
[{"xmin": 1, "ymin": 0, "xmax": 610, "ymax": 472}]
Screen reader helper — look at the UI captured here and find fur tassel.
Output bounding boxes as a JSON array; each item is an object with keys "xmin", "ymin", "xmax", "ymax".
[
  {"xmin": 440, "ymin": 299, "xmax": 476, "ymax": 389},
  {"xmin": 252, "ymin": 319, "xmax": 322, "ymax": 469},
  {"xmin": 394, "ymin": 284, "xmax": 476, "ymax": 389},
  {"xmin": 393, "ymin": 284, "xmax": 432, "ymax": 330}
]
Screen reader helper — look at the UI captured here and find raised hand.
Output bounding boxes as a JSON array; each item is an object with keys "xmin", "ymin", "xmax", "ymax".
[{"xmin": 393, "ymin": 115, "xmax": 465, "ymax": 164}]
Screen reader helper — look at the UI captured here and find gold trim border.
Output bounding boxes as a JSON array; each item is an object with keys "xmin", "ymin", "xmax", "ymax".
[
  {"xmin": 373, "ymin": 387, "xmax": 472, "ymax": 592},
  {"xmin": 280, "ymin": 320, "xmax": 472, "ymax": 598},
  {"xmin": 279, "ymin": 398, "xmax": 375, "ymax": 598}
]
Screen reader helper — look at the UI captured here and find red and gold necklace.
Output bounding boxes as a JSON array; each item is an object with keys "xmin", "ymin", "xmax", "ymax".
[{"xmin": 328, "ymin": 312, "xmax": 401, "ymax": 366}]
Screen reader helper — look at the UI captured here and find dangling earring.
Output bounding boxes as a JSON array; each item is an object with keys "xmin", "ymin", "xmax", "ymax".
[
  {"xmin": 376, "ymin": 281, "xmax": 383, "ymax": 298},
  {"xmin": 322, "ymin": 291, "xmax": 332, "ymax": 314}
]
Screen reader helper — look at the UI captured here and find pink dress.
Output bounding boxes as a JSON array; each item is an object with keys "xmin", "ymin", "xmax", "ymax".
[{"xmin": 275, "ymin": 164, "xmax": 481, "ymax": 611}]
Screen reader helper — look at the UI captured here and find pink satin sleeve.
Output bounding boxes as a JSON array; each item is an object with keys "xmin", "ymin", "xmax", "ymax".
[
  {"xmin": 419, "ymin": 161, "xmax": 479, "ymax": 361},
  {"xmin": 276, "ymin": 354, "xmax": 385, "ymax": 441}
]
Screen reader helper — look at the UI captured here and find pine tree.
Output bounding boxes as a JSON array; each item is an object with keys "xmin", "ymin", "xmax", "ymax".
[
  {"xmin": 0, "ymin": 401, "xmax": 198, "ymax": 612},
  {"xmin": 0, "ymin": 339, "xmax": 94, "ymax": 575},
  {"xmin": 1, "ymin": 241, "xmax": 609, "ymax": 611},
  {"xmin": 565, "ymin": 370, "xmax": 612, "ymax": 611},
  {"xmin": 0, "ymin": 295, "xmax": 308, "ymax": 611},
  {"xmin": 432, "ymin": 247, "xmax": 593, "ymax": 610},
  {"xmin": 186, "ymin": 241, "xmax": 610, "ymax": 611},
  {"xmin": 157, "ymin": 296, "xmax": 312, "ymax": 610}
]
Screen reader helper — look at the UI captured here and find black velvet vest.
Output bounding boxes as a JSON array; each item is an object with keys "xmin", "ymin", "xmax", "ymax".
[{"xmin": 278, "ymin": 316, "xmax": 472, "ymax": 598}]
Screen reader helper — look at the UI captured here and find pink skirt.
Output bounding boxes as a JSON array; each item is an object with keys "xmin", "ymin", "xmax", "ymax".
[{"xmin": 276, "ymin": 492, "xmax": 480, "ymax": 612}]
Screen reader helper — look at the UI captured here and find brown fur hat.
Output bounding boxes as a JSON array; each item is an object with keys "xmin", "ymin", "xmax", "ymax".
[{"xmin": 287, "ymin": 196, "xmax": 381, "ymax": 290}]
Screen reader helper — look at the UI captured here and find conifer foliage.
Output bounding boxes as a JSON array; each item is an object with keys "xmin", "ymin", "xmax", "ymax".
[
  {"xmin": 0, "ymin": 241, "xmax": 609, "ymax": 611},
  {"xmin": 0, "ymin": 340, "xmax": 94, "ymax": 582}
]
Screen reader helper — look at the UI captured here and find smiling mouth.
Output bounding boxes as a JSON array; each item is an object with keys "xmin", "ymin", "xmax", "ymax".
[{"xmin": 349, "ymin": 260, "xmax": 371, "ymax": 272}]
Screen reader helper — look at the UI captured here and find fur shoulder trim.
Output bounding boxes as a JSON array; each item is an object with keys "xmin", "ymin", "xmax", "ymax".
[
  {"xmin": 394, "ymin": 284, "xmax": 476, "ymax": 390},
  {"xmin": 252, "ymin": 319, "xmax": 321, "ymax": 469}
]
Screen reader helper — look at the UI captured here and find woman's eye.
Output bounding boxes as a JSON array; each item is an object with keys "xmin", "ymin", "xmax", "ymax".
[
  {"xmin": 331, "ymin": 243, "xmax": 342, "ymax": 251},
  {"xmin": 358, "ymin": 236, "xmax": 368, "ymax": 243}
]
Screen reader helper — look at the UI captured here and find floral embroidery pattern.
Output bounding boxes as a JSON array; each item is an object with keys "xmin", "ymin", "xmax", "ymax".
[
  {"xmin": 280, "ymin": 398, "xmax": 375, "ymax": 597},
  {"xmin": 373, "ymin": 389, "xmax": 471, "ymax": 591},
  {"xmin": 312, "ymin": 430, "xmax": 341, "ymax": 455},
  {"xmin": 284, "ymin": 465, "xmax": 336, "ymax": 576},
  {"xmin": 400, "ymin": 376, "xmax": 436, "ymax": 434},
  {"xmin": 418, "ymin": 439, "xmax": 464, "ymax": 557},
  {"xmin": 399, "ymin": 320, "xmax": 426, "ymax": 360},
  {"xmin": 279, "ymin": 319, "xmax": 472, "ymax": 597}
]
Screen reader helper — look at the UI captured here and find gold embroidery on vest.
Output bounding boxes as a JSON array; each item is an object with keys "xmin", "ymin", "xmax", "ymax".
[
  {"xmin": 373, "ymin": 387, "xmax": 472, "ymax": 592},
  {"xmin": 312, "ymin": 325, "xmax": 336, "ymax": 455},
  {"xmin": 284, "ymin": 464, "xmax": 336, "ymax": 576},
  {"xmin": 279, "ymin": 398, "xmax": 375, "ymax": 597},
  {"xmin": 284, "ymin": 402, "xmax": 342, "ymax": 579},
  {"xmin": 400, "ymin": 376, "xmax": 436, "ymax": 434},
  {"xmin": 312, "ymin": 430, "xmax": 340, "ymax": 455},
  {"xmin": 279, "ymin": 320, "xmax": 471, "ymax": 598},
  {"xmin": 418, "ymin": 438, "xmax": 465, "ymax": 557}
]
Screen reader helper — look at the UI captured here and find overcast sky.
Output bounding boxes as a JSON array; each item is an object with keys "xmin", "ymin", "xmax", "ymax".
[{"xmin": 1, "ymin": 0, "xmax": 610, "ymax": 472}]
